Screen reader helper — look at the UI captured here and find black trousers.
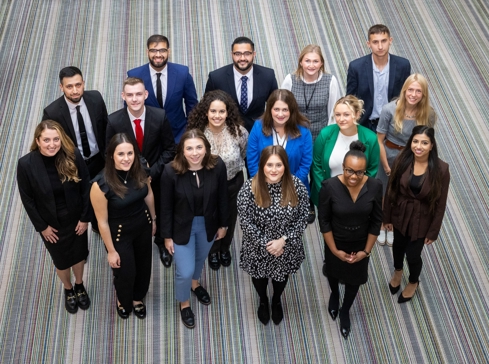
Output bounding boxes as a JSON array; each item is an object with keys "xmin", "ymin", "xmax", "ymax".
[
  {"xmin": 209, "ymin": 171, "xmax": 244, "ymax": 255},
  {"xmin": 251, "ymin": 275, "xmax": 289, "ymax": 303},
  {"xmin": 86, "ymin": 153, "xmax": 105, "ymax": 231},
  {"xmin": 392, "ymin": 228, "xmax": 425, "ymax": 283},
  {"xmin": 327, "ymin": 276, "xmax": 360, "ymax": 315},
  {"xmin": 151, "ymin": 177, "xmax": 163, "ymax": 246},
  {"xmin": 110, "ymin": 209, "xmax": 153, "ymax": 312}
]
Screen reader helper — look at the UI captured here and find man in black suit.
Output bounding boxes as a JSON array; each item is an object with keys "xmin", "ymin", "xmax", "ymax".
[
  {"xmin": 106, "ymin": 77, "xmax": 176, "ymax": 267},
  {"xmin": 347, "ymin": 24, "xmax": 411, "ymax": 132},
  {"xmin": 204, "ymin": 36, "xmax": 278, "ymax": 133},
  {"xmin": 43, "ymin": 66, "xmax": 108, "ymax": 179}
]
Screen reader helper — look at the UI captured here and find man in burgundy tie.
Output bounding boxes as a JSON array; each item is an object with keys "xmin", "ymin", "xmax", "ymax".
[{"xmin": 107, "ymin": 77, "xmax": 176, "ymax": 267}]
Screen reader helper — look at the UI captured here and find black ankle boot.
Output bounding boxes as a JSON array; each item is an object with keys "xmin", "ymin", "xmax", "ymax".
[{"xmin": 257, "ymin": 297, "xmax": 270, "ymax": 325}]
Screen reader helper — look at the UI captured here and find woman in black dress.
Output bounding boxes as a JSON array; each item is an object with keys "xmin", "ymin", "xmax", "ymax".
[
  {"xmin": 91, "ymin": 133, "xmax": 156, "ymax": 319},
  {"xmin": 318, "ymin": 141, "xmax": 382, "ymax": 339},
  {"xmin": 238, "ymin": 145, "xmax": 309, "ymax": 325},
  {"xmin": 17, "ymin": 120, "xmax": 91, "ymax": 314}
]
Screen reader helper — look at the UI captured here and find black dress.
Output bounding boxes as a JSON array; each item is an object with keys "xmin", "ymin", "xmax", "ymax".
[{"xmin": 318, "ymin": 176, "xmax": 382, "ymax": 285}]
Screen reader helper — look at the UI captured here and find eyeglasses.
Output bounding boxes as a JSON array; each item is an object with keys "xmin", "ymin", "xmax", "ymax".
[
  {"xmin": 148, "ymin": 48, "xmax": 168, "ymax": 54},
  {"xmin": 233, "ymin": 51, "xmax": 253, "ymax": 57},
  {"xmin": 343, "ymin": 168, "xmax": 366, "ymax": 177}
]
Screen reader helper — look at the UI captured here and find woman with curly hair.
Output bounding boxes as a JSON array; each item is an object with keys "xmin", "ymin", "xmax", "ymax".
[
  {"xmin": 187, "ymin": 90, "xmax": 248, "ymax": 270},
  {"xmin": 17, "ymin": 120, "xmax": 91, "ymax": 314}
]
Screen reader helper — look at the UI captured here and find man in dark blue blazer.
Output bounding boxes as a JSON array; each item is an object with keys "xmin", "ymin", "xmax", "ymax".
[
  {"xmin": 127, "ymin": 34, "xmax": 198, "ymax": 143},
  {"xmin": 106, "ymin": 77, "xmax": 176, "ymax": 267},
  {"xmin": 204, "ymin": 36, "xmax": 278, "ymax": 133},
  {"xmin": 347, "ymin": 24, "xmax": 411, "ymax": 132}
]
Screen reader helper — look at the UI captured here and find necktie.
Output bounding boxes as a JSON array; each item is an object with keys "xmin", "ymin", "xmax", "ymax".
[
  {"xmin": 133, "ymin": 119, "xmax": 144, "ymax": 152},
  {"xmin": 76, "ymin": 106, "xmax": 91, "ymax": 158},
  {"xmin": 156, "ymin": 73, "xmax": 163, "ymax": 108},
  {"xmin": 240, "ymin": 76, "xmax": 248, "ymax": 113}
]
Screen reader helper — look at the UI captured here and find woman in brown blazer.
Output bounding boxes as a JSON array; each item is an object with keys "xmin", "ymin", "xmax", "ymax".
[{"xmin": 384, "ymin": 126, "xmax": 450, "ymax": 303}]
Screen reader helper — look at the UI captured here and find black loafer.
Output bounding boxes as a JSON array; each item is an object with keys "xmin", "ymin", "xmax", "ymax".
[
  {"xmin": 158, "ymin": 245, "xmax": 172, "ymax": 267},
  {"xmin": 116, "ymin": 302, "xmax": 130, "ymax": 319},
  {"xmin": 133, "ymin": 302, "xmax": 146, "ymax": 319},
  {"xmin": 74, "ymin": 285, "xmax": 90, "ymax": 310},
  {"xmin": 64, "ymin": 288, "xmax": 78, "ymax": 314},
  {"xmin": 191, "ymin": 286, "xmax": 211, "ymax": 305},
  {"xmin": 220, "ymin": 251, "xmax": 232, "ymax": 267},
  {"xmin": 180, "ymin": 307, "xmax": 195, "ymax": 329},
  {"xmin": 208, "ymin": 253, "xmax": 221, "ymax": 270},
  {"xmin": 257, "ymin": 298, "xmax": 270, "ymax": 325},
  {"xmin": 271, "ymin": 300, "xmax": 284, "ymax": 325}
]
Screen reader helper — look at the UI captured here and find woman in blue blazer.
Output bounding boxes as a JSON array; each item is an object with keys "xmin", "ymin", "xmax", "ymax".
[{"xmin": 247, "ymin": 89, "xmax": 313, "ymax": 213}]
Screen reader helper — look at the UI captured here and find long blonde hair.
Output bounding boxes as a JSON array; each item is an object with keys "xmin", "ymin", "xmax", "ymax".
[
  {"xmin": 294, "ymin": 45, "xmax": 326, "ymax": 79},
  {"xmin": 394, "ymin": 74, "xmax": 436, "ymax": 133}
]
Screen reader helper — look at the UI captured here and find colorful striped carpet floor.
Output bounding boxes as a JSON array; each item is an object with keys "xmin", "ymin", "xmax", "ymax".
[{"xmin": 1, "ymin": 1, "xmax": 488, "ymax": 363}]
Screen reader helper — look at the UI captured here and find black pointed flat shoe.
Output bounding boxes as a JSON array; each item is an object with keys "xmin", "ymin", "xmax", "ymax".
[
  {"xmin": 271, "ymin": 301, "xmax": 284, "ymax": 325},
  {"xmin": 328, "ymin": 294, "xmax": 339, "ymax": 321},
  {"xmin": 398, "ymin": 282, "xmax": 419, "ymax": 304},
  {"xmin": 389, "ymin": 283, "xmax": 400, "ymax": 295},
  {"xmin": 339, "ymin": 309, "xmax": 351, "ymax": 339}
]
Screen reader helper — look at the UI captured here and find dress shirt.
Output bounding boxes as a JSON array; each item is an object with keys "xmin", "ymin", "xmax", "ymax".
[
  {"xmin": 65, "ymin": 97, "xmax": 99, "ymax": 158},
  {"xmin": 233, "ymin": 66, "xmax": 253, "ymax": 108},
  {"xmin": 149, "ymin": 64, "xmax": 168, "ymax": 105},
  {"xmin": 127, "ymin": 107, "xmax": 147, "ymax": 138},
  {"xmin": 370, "ymin": 55, "xmax": 390, "ymax": 120}
]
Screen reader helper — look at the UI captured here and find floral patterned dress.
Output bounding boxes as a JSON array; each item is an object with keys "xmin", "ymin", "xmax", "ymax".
[{"xmin": 237, "ymin": 176, "xmax": 309, "ymax": 281}]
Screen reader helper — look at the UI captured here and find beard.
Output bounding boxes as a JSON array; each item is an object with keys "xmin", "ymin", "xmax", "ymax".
[{"xmin": 149, "ymin": 57, "xmax": 168, "ymax": 69}]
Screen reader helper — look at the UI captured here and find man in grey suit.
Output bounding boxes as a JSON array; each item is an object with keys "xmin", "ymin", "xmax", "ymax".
[{"xmin": 347, "ymin": 24, "xmax": 411, "ymax": 132}]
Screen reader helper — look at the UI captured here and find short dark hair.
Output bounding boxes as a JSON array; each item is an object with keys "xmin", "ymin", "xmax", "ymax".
[
  {"xmin": 147, "ymin": 34, "xmax": 169, "ymax": 49},
  {"xmin": 123, "ymin": 77, "xmax": 145, "ymax": 90},
  {"xmin": 232, "ymin": 36, "xmax": 254, "ymax": 51},
  {"xmin": 368, "ymin": 24, "xmax": 391, "ymax": 39},
  {"xmin": 59, "ymin": 66, "xmax": 83, "ymax": 83},
  {"xmin": 343, "ymin": 140, "xmax": 367, "ymax": 164}
]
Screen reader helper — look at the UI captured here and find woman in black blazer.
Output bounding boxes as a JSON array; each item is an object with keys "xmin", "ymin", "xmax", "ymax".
[
  {"xmin": 17, "ymin": 120, "xmax": 91, "ymax": 314},
  {"xmin": 160, "ymin": 129, "xmax": 228, "ymax": 329}
]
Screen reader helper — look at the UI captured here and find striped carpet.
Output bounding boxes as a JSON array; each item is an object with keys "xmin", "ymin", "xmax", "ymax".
[{"xmin": 1, "ymin": 1, "xmax": 489, "ymax": 363}]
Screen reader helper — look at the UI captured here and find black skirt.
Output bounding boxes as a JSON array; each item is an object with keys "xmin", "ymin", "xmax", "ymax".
[{"xmin": 324, "ymin": 238, "xmax": 369, "ymax": 286}]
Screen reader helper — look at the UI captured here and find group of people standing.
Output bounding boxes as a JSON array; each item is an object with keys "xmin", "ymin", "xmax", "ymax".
[{"xmin": 17, "ymin": 24, "xmax": 450, "ymax": 339}]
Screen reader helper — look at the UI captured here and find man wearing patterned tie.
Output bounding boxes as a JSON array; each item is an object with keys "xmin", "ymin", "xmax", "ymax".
[
  {"xmin": 127, "ymin": 34, "xmax": 198, "ymax": 143},
  {"xmin": 204, "ymin": 36, "xmax": 278, "ymax": 133},
  {"xmin": 106, "ymin": 77, "xmax": 176, "ymax": 267}
]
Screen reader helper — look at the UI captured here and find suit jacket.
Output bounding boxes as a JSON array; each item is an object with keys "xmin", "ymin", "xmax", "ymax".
[
  {"xmin": 127, "ymin": 62, "xmax": 198, "ymax": 143},
  {"xmin": 17, "ymin": 149, "xmax": 91, "ymax": 232},
  {"xmin": 106, "ymin": 106, "xmax": 176, "ymax": 180},
  {"xmin": 42, "ymin": 90, "xmax": 109, "ymax": 158},
  {"xmin": 346, "ymin": 54, "xmax": 411, "ymax": 126},
  {"xmin": 204, "ymin": 64, "xmax": 278, "ymax": 132},
  {"xmin": 383, "ymin": 158, "xmax": 450, "ymax": 241},
  {"xmin": 160, "ymin": 158, "xmax": 229, "ymax": 245},
  {"xmin": 247, "ymin": 120, "xmax": 313, "ymax": 192},
  {"xmin": 311, "ymin": 124, "xmax": 380, "ymax": 206}
]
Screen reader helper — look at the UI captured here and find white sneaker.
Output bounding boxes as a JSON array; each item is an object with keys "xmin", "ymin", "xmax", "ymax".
[
  {"xmin": 377, "ymin": 230, "xmax": 386, "ymax": 245},
  {"xmin": 386, "ymin": 231, "xmax": 394, "ymax": 246}
]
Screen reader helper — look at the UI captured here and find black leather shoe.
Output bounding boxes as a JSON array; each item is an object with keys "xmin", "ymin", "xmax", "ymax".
[
  {"xmin": 116, "ymin": 302, "xmax": 130, "ymax": 319},
  {"xmin": 339, "ymin": 309, "xmax": 351, "ymax": 339},
  {"xmin": 398, "ymin": 282, "xmax": 419, "ymax": 303},
  {"xmin": 257, "ymin": 298, "xmax": 270, "ymax": 325},
  {"xmin": 220, "ymin": 251, "xmax": 232, "ymax": 267},
  {"xmin": 158, "ymin": 245, "xmax": 172, "ymax": 267},
  {"xmin": 389, "ymin": 283, "xmax": 401, "ymax": 295},
  {"xmin": 133, "ymin": 302, "xmax": 146, "ymax": 319},
  {"xmin": 180, "ymin": 306, "xmax": 195, "ymax": 328},
  {"xmin": 322, "ymin": 262, "xmax": 327, "ymax": 277},
  {"xmin": 271, "ymin": 300, "xmax": 284, "ymax": 325},
  {"xmin": 328, "ymin": 294, "xmax": 339, "ymax": 321},
  {"xmin": 74, "ymin": 284, "xmax": 90, "ymax": 310},
  {"xmin": 191, "ymin": 286, "xmax": 211, "ymax": 305},
  {"xmin": 307, "ymin": 209, "xmax": 316, "ymax": 224},
  {"xmin": 208, "ymin": 253, "xmax": 221, "ymax": 270},
  {"xmin": 64, "ymin": 288, "xmax": 78, "ymax": 314}
]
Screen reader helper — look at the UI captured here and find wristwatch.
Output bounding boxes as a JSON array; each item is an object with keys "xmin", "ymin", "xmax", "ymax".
[{"xmin": 363, "ymin": 250, "xmax": 371, "ymax": 257}]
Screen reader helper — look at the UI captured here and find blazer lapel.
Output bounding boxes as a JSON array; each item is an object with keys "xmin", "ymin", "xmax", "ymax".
[
  {"xmin": 59, "ymin": 100, "xmax": 76, "ymax": 139},
  {"xmin": 141, "ymin": 107, "xmax": 154, "ymax": 154},
  {"xmin": 143, "ymin": 64, "xmax": 159, "ymax": 107},
  {"xmin": 164, "ymin": 63, "xmax": 175, "ymax": 108},
  {"xmin": 388, "ymin": 54, "xmax": 397, "ymax": 98},
  {"xmin": 84, "ymin": 93, "xmax": 99, "ymax": 141},
  {"xmin": 226, "ymin": 66, "xmax": 239, "ymax": 102},
  {"xmin": 365, "ymin": 56, "xmax": 374, "ymax": 99},
  {"xmin": 32, "ymin": 151, "xmax": 57, "ymax": 219},
  {"xmin": 202, "ymin": 168, "xmax": 210, "ymax": 213}
]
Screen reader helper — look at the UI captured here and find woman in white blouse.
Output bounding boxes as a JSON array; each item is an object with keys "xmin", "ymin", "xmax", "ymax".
[{"xmin": 187, "ymin": 90, "xmax": 249, "ymax": 270}]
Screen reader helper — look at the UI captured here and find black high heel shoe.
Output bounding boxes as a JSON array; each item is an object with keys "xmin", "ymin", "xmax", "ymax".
[
  {"xmin": 339, "ymin": 309, "xmax": 351, "ymax": 339},
  {"xmin": 398, "ymin": 281, "xmax": 420, "ymax": 304},
  {"xmin": 389, "ymin": 283, "xmax": 400, "ymax": 295},
  {"xmin": 328, "ymin": 294, "xmax": 339, "ymax": 321}
]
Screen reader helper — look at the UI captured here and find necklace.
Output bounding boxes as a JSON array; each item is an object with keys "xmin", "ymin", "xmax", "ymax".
[
  {"xmin": 405, "ymin": 109, "xmax": 417, "ymax": 119},
  {"xmin": 117, "ymin": 171, "xmax": 129, "ymax": 184}
]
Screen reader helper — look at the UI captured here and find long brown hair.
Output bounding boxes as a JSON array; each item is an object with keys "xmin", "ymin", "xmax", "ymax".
[
  {"xmin": 30, "ymin": 120, "xmax": 80, "ymax": 183},
  {"xmin": 393, "ymin": 74, "xmax": 436, "ymax": 133},
  {"xmin": 104, "ymin": 133, "xmax": 147, "ymax": 198},
  {"xmin": 252, "ymin": 145, "xmax": 298, "ymax": 208},
  {"xmin": 261, "ymin": 89, "xmax": 309, "ymax": 138},
  {"xmin": 172, "ymin": 129, "xmax": 219, "ymax": 174}
]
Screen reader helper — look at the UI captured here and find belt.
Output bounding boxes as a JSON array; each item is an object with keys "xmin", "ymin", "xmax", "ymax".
[
  {"xmin": 385, "ymin": 139, "xmax": 404, "ymax": 151},
  {"xmin": 84, "ymin": 153, "xmax": 100, "ymax": 165}
]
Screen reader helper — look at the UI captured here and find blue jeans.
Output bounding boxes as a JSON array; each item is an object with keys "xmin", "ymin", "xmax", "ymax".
[{"xmin": 173, "ymin": 216, "xmax": 214, "ymax": 302}]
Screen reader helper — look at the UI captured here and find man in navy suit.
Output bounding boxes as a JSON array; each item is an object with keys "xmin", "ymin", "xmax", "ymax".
[
  {"xmin": 204, "ymin": 36, "xmax": 278, "ymax": 133},
  {"xmin": 127, "ymin": 34, "xmax": 198, "ymax": 143},
  {"xmin": 106, "ymin": 77, "xmax": 176, "ymax": 267},
  {"xmin": 347, "ymin": 24, "xmax": 411, "ymax": 132}
]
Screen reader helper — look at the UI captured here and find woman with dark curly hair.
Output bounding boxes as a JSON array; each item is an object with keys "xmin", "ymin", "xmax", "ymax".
[{"xmin": 187, "ymin": 90, "xmax": 248, "ymax": 270}]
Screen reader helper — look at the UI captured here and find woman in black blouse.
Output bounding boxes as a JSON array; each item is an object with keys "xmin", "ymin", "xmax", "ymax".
[
  {"xmin": 17, "ymin": 120, "xmax": 91, "ymax": 314},
  {"xmin": 318, "ymin": 141, "xmax": 382, "ymax": 339},
  {"xmin": 91, "ymin": 133, "xmax": 156, "ymax": 319}
]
